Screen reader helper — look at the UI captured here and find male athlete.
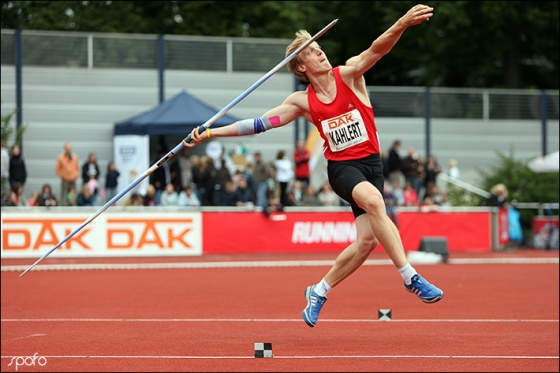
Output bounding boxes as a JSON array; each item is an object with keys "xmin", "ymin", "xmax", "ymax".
[{"xmin": 185, "ymin": 4, "xmax": 443, "ymax": 327}]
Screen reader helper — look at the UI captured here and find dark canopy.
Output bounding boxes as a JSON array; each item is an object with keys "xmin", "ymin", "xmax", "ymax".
[{"xmin": 114, "ymin": 90, "xmax": 240, "ymax": 136}]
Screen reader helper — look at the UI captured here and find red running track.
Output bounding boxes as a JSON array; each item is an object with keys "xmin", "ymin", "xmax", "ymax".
[{"xmin": 1, "ymin": 249, "xmax": 559, "ymax": 372}]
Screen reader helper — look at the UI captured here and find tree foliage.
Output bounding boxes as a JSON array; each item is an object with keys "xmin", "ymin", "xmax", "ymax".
[
  {"xmin": 450, "ymin": 148, "xmax": 559, "ymax": 206},
  {"xmin": 1, "ymin": 1, "xmax": 558, "ymax": 88},
  {"xmin": 479, "ymin": 149, "xmax": 559, "ymax": 203},
  {"xmin": 1, "ymin": 105, "xmax": 26, "ymax": 148}
]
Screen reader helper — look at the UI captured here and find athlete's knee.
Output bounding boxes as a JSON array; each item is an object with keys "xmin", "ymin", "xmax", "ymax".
[
  {"xmin": 356, "ymin": 235, "xmax": 378, "ymax": 255},
  {"xmin": 358, "ymin": 193, "xmax": 385, "ymax": 215},
  {"xmin": 364, "ymin": 236, "xmax": 379, "ymax": 251}
]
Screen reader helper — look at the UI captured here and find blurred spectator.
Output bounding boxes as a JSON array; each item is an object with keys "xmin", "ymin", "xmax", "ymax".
[
  {"xmin": 37, "ymin": 183, "xmax": 58, "ymax": 207},
  {"xmin": 381, "ymin": 151, "xmax": 390, "ymax": 180},
  {"xmin": 287, "ymin": 179, "xmax": 304, "ymax": 206},
  {"xmin": 428, "ymin": 185, "xmax": 446, "ymax": 206},
  {"xmin": 301, "ymin": 184, "xmax": 320, "ymax": 207},
  {"xmin": 233, "ymin": 176, "xmax": 254, "ymax": 207},
  {"xmin": 484, "ymin": 183, "xmax": 508, "ymax": 208},
  {"xmin": 317, "ymin": 181, "xmax": 340, "ymax": 207},
  {"xmin": 122, "ymin": 192, "xmax": 144, "ymax": 207},
  {"xmin": 447, "ymin": 158, "xmax": 460, "ymax": 179},
  {"xmin": 148, "ymin": 149, "xmax": 169, "ymax": 203},
  {"xmin": 420, "ymin": 195, "xmax": 439, "ymax": 212},
  {"xmin": 27, "ymin": 190, "xmax": 40, "ymax": 207},
  {"xmin": 149, "ymin": 148, "xmax": 181, "ymax": 204},
  {"xmin": 216, "ymin": 158, "xmax": 233, "ymax": 190},
  {"xmin": 241, "ymin": 158, "xmax": 253, "ymax": 179},
  {"xmin": 387, "ymin": 139, "xmax": 403, "ymax": 183},
  {"xmin": 143, "ymin": 184, "xmax": 157, "ymax": 206},
  {"xmin": 274, "ymin": 150, "xmax": 294, "ymax": 207},
  {"xmin": 424, "ymin": 154, "xmax": 441, "ymax": 192},
  {"xmin": 169, "ymin": 156, "xmax": 183, "ymax": 193},
  {"xmin": 56, "ymin": 142, "xmax": 80, "ymax": 206},
  {"xmin": 401, "ymin": 146, "xmax": 420, "ymax": 193},
  {"xmin": 160, "ymin": 183, "xmax": 179, "ymax": 206},
  {"xmin": 197, "ymin": 155, "xmax": 220, "ymax": 206},
  {"xmin": 177, "ymin": 184, "xmax": 201, "ymax": 207},
  {"xmin": 383, "ymin": 180, "xmax": 398, "ymax": 225},
  {"xmin": 294, "ymin": 139, "xmax": 311, "ymax": 187},
  {"xmin": 402, "ymin": 181, "xmax": 419, "ymax": 206},
  {"xmin": 265, "ymin": 161, "xmax": 277, "ymax": 205},
  {"xmin": 177, "ymin": 147, "xmax": 194, "ymax": 191},
  {"xmin": 215, "ymin": 146, "xmax": 235, "ymax": 174},
  {"xmin": 189, "ymin": 155, "xmax": 202, "ymax": 197},
  {"xmin": 81, "ymin": 151, "xmax": 101, "ymax": 202},
  {"xmin": 4, "ymin": 182, "xmax": 27, "ymax": 206},
  {"xmin": 76, "ymin": 184, "xmax": 95, "ymax": 206},
  {"xmin": 262, "ymin": 195, "xmax": 284, "ymax": 219},
  {"xmin": 220, "ymin": 180, "xmax": 237, "ymax": 206},
  {"xmin": 66, "ymin": 186, "xmax": 78, "ymax": 206},
  {"xmin": 104, "ymin": 161, "xmax": 120, "ymax": 203},
  {"xmin": 9, "ymin": 144, "xmax": 27, "ymax": 190},
  {"xmin": 251, "ymin": 151, "xmax": 269, "ymax": 209},
  {"xmin": 232, "ymin": 167, "xmax": 250, "ymax": 189},
  {"xmin": 390, "ymin": 178, "xmax": 404, "ymax": 206},
  {"xmin": 414, "ymin": 156, "xmax": 426, "ymax": 200},
  {"xmin": 1, "ymin": 140, "xmax": 9, "ymax": 201}
]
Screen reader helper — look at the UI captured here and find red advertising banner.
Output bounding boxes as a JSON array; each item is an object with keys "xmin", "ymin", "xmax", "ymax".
[
  {"xmin": 203, "ymin": 211, "xmax": 355, "ymax": 254},
  {"xmin": 397, "ymin": 211, "xmax": 492, "ymax": 252},
  {"xmin": 202, "ymin": 210, "xmax": 493, "ymax": 254}
]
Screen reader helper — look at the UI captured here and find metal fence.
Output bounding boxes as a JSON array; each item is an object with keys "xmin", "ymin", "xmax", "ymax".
[
  {"xmin": 1, "ymin": 28, "xmax": 559, "ymax": 123},
  {"xmin": 367, "ymin": 86, "xmax": 559, "ymax": 121},
  {"xmin": 0, "ymin": 29, "xmax": 291, "ymax": 72}
]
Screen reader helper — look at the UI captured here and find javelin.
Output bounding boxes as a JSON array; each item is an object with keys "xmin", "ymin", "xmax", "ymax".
[{"xmin": 19, "ymin": 19, "xmax": 338, "ymax": 277}]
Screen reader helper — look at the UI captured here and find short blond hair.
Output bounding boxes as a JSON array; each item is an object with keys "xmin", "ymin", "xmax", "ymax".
[
  {"xmin": 491, "ymin": 183, "xmax": 508, "ymax": 198},
  {"xmin": 286, "ymin": 30, "xmax": 312, "ymax": 82}
]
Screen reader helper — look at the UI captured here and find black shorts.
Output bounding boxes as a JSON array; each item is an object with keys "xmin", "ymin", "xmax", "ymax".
[{"xmin": 327, "ymin": 153, "xmax": 384, "ymax": 218}]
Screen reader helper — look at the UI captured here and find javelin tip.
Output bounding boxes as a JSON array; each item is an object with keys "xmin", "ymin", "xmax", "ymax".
[
  {"xmin": 19, "ymin": 259, "xmax": 40, "ymax": 277},
  {"xmin": 19, "ymin": 253, "xmax": 48, "ymax": 277},
  {"xmin": 19, "ymin": 266, "xmax": 33, "ymax": 278}
]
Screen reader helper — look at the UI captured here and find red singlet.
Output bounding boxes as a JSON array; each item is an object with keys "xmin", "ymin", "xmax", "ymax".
[{"xmin": 307, "ymin": 66, "xmax": 380, "ymax": 161}]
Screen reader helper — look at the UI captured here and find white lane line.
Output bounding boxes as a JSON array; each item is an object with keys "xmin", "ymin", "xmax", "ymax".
[
  {"xmin": 1, "ymin": 257, "xmax": 558, "ymax": 272},
  {"xmin": 4, "ymin": 333, "xmax": 46, "ymax": 341},
  {"xmin": 1, "ymin": 354, "xmax": 558, "ymax": 359},
  {"xmin": 2, "ymin": 318, "xmax": 558, "ymax": 323}
]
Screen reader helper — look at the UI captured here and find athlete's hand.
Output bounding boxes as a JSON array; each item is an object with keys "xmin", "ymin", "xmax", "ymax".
[
  {"xmin": 402, "ymin": 4, "xmax": 434, "ymax": 26},
  {"xmin": 182, "ymin": 126, "xmax": 207, "ymax": 148}
]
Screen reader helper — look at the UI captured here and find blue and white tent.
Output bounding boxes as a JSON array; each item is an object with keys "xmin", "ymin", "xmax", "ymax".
[{"xmin": 112, "ymin": 90, "xmax": 240, "ymax": 197}]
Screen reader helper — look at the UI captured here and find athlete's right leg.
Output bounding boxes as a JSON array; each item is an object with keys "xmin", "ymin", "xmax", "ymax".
[
  {"xmin": 352, "ymin": 181, "xmax": 411, "ymax": 267},
  {"xmin": 302, "ymin": 214, "xmax": 378, "ymax": 327}
]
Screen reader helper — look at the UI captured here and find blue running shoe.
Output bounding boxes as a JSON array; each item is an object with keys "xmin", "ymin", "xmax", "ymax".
[
  {"xmin": 302, "ymin": 285, "xmax": 327, "ymax": 327},
  {"xmin": 405, "ymin": 274, "xmax": 444, "ymax": 303}
]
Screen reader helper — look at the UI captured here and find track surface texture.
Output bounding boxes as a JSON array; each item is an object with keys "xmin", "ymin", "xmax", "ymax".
[{"xmin": 2, "ymin": 249, "xmax": 559, "ymax": 372}]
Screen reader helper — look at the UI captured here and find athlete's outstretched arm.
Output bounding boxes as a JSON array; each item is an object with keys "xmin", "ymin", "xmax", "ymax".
[
  {"xmin": 183, "ymin": 92, "xmax": 306, "ymax": 148},
  {"xmin": 345, "ymin": 4, "xmax": 434, "ymax": 78}
]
